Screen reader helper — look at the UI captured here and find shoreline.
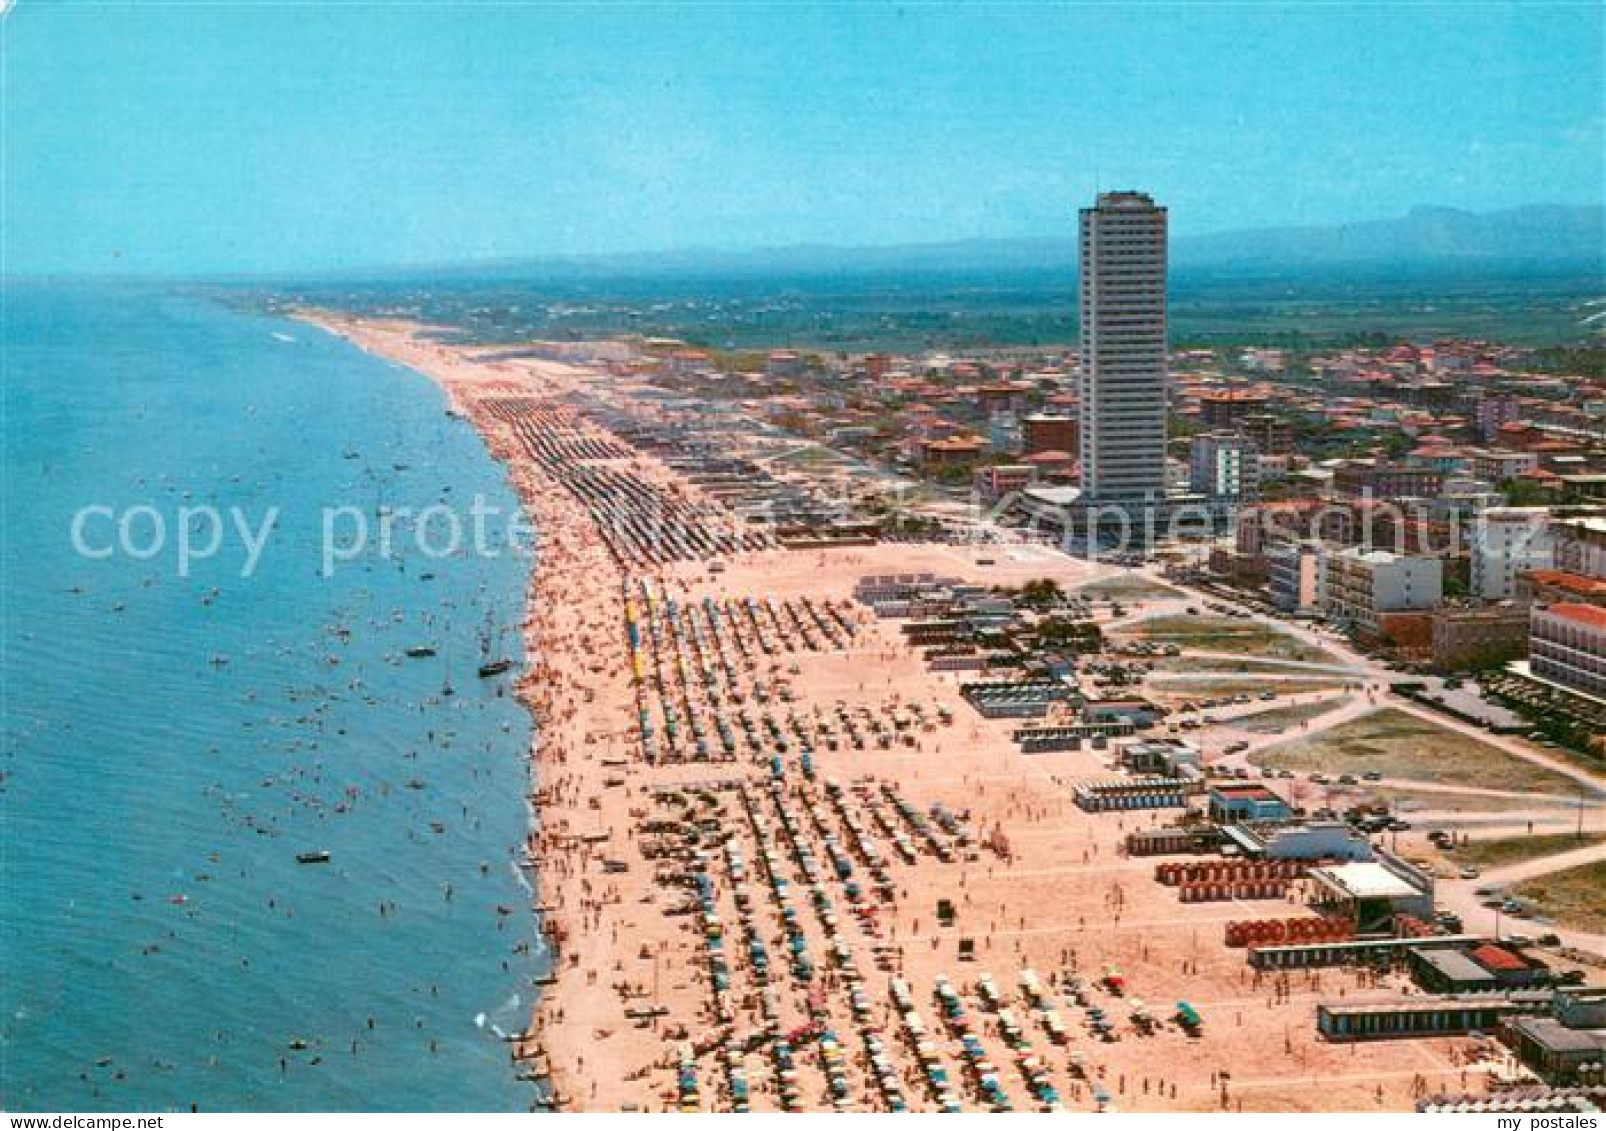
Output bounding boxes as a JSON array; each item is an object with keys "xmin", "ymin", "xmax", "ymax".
[
  {"xmin": 297, "ymin": 311, "xmax": 640, "ymax": 1108},
  {"xmin": 296, "ymin": 311, "xmax": 1545, "ymax": 1114}
]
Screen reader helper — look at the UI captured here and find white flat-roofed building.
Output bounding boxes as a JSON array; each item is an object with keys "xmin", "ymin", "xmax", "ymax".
[
  {"xmin": 1308, "ymin": 858, "xmax": 1434, "ymax": 932},
  {"xmin": 1223, "ymin": 821, "xmax": 1374, "ymax": 862}
]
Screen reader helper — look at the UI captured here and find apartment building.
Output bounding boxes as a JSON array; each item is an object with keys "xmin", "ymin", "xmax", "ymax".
[
  {"xmin": 1469, "ymin": 508, "xmax": 1555, "ymax": 600},
  {"xmin": 1268, "ymin": 541, "xmax": 1325, "ymax": 616},
  {"xmin": 1189, "ymin": 431, "xmax": 1260, "ymax": 500},
  {"xmin": 1321, "ymin": 548, "xmax": 1444, "ymax": 637},
  {"xmin": 1552, "ymin": 516, "xmax": 1606, "ymax": 579},
  {"xmin": 1332, "ymin": 461, "xmax": 1444, "ymax": 501}
]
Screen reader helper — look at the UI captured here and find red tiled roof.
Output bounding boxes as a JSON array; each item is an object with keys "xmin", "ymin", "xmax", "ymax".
[
  {"xmin": 1524, "ymin": 570, "xmax": 1606, "ymax": 597},
  {"xmin": 1212, "ymin": 785, "xmax": 1283, "ymax": 801},
  {"xmin": 1469, "ymin": 944, "xmax": 1527, "ymax": 973},
  {"xmin": 1547, "ymin": 603, "xmax": 1606, "ymax": 630},
  {"xmin": 1200, "ymin": 390, "xmax": 1268, "ymax": 402}
]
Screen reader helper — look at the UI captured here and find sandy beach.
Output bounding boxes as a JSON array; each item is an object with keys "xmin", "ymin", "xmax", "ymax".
[{"xmin": 300, "ymin": 313, "xmax": 1516, "ymax": 1113}]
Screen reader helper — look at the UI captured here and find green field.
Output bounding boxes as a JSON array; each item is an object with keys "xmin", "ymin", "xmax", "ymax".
[
  {"xmin": 1232, "ymin": 699, "xmax": 1347, "ymax": 734},
  {"xmin": 1127, "ymin": 615, "xmax": 1338, "ymax": 664},
  {"xmin": 1446, "ymin": 833, "xmax": 1606, "ymax": 869},
  {"xmin": 1251, "ymin": 708, "xmax": 1583, "ymax": 796},
  {"xmin": 1356, "ymin": 786, "xmax": 1592, "ymax": 814},
  {"xmin": 1079, "ymin": 575, "xmax": 1182, "ymax": 602},
  {"xmin": 1152, "ymin": 656, "xmax": 1356, "ymax": 677},
  {"xmin": 1512, "ymin": 862, "xmax": 1606, "ymax": 935},
  {"xmin": 1147, "ymin": 677, "xmax": 1348, "ymax": 701}
]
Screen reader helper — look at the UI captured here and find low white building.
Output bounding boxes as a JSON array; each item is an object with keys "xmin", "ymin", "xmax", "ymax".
[{"xmin": 1224, "ymin": 821, "xmax": 1375, "ymax": 862}]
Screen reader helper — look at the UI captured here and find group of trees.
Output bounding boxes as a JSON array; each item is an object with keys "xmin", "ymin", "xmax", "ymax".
[{"xmin": 1019, "ymin": 577, "xmax": 1064, "ymax": 607}]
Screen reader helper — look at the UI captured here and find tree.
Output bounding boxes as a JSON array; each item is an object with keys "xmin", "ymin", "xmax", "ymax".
[{"xmin": 1021, "ymin": 578, "xmax": 1064, "ymax": 607}]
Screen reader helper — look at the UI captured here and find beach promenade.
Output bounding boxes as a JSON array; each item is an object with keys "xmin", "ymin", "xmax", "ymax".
[{"xmin": 302, "ymin": 314, "xmax": 1524, "ymax": 1113}]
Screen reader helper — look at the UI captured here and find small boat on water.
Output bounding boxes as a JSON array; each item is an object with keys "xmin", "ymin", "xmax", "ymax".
[
  {"xmin": 405, "ymin": 646, "xmax": 437, "ymax": 658},
  {"xmin": 477, "ymin": 611, "xmax": 513, "ymax": 678},
  {"xmin": 295, "ymin": 851, "xmax": 331, "ymax": 865}
]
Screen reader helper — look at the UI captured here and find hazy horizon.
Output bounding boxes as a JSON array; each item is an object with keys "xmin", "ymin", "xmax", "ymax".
[{"xmin": 5, "ymin": 2, "xmax": 1602, "ymax": 276}]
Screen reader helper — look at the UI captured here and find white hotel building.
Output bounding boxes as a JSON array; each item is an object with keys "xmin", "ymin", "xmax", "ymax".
[{"xmin": 1530, "ymin": 603, "xmax": 1606, "ymax": 698}]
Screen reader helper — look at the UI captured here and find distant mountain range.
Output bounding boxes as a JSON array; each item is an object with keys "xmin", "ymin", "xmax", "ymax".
[
  {"xmin": 1171, "ymin": 204, "xmax": 1603, "ymax": 269},
  {"xmin": 336, "ymin": 203, "xmax": 1603, "ymax": 282}
]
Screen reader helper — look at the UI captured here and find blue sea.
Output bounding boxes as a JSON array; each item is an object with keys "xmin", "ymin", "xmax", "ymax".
[{"xmin": 1, "ymin": 283, "xmax": 546, "ymax": 1111}]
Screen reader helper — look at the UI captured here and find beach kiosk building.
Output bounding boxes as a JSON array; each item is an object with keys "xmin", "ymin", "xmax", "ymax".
[
  {"xmin": 1307, "ymin": 857, "xmax": 1434, "ymax": 933},
  {"xmin": 1207, "ymin": 784, "xmax": 1291, "ymax": 825}
]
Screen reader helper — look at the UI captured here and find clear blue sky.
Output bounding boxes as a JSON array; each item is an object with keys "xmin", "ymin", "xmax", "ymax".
[{"xmin": 4, "ymin": 1, "xmax": 1601, "ymax": 275}]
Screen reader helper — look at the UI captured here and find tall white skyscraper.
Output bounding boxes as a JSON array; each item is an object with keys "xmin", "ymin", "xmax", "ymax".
[{"xmin": 1078, "ymin": 191, "xmax": 1169, "ymax": 511}]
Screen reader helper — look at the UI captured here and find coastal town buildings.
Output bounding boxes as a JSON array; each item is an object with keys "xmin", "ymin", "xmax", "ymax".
[
  {"xmin": 1241, "ymin": 412, "xmax": 1296, "ymax": 456},
  {"xmin": 1021, "ymin": 413, "xmax": 1078, "ymax": 458},
  {"xmin": 973, "ymin": 463, "xmax": 1035, "ymax": 502},
  {"xmin": 1332, "ymin": 461, "xmax": 1444, "ymax": 501}
]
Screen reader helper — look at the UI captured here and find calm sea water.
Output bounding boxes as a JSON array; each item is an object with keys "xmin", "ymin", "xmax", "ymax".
[{"xmin": 1, "ymin": 284, "xmax": 545, "ymax": 1111}]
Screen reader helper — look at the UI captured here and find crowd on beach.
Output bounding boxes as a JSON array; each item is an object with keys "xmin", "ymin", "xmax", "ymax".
[{"xmin": 310, "ymin": 318, "xmax": 1520, "ymax": 1113}]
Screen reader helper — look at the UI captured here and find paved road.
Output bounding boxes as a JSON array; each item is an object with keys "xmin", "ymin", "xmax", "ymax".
[
  {"xmin": 1433, "ymin": 840, "xmax": 1606, "ymax": 956},
  {"xmin": 1134, "ymin": 566, "xmax": 1606, "ymax": 957}
]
